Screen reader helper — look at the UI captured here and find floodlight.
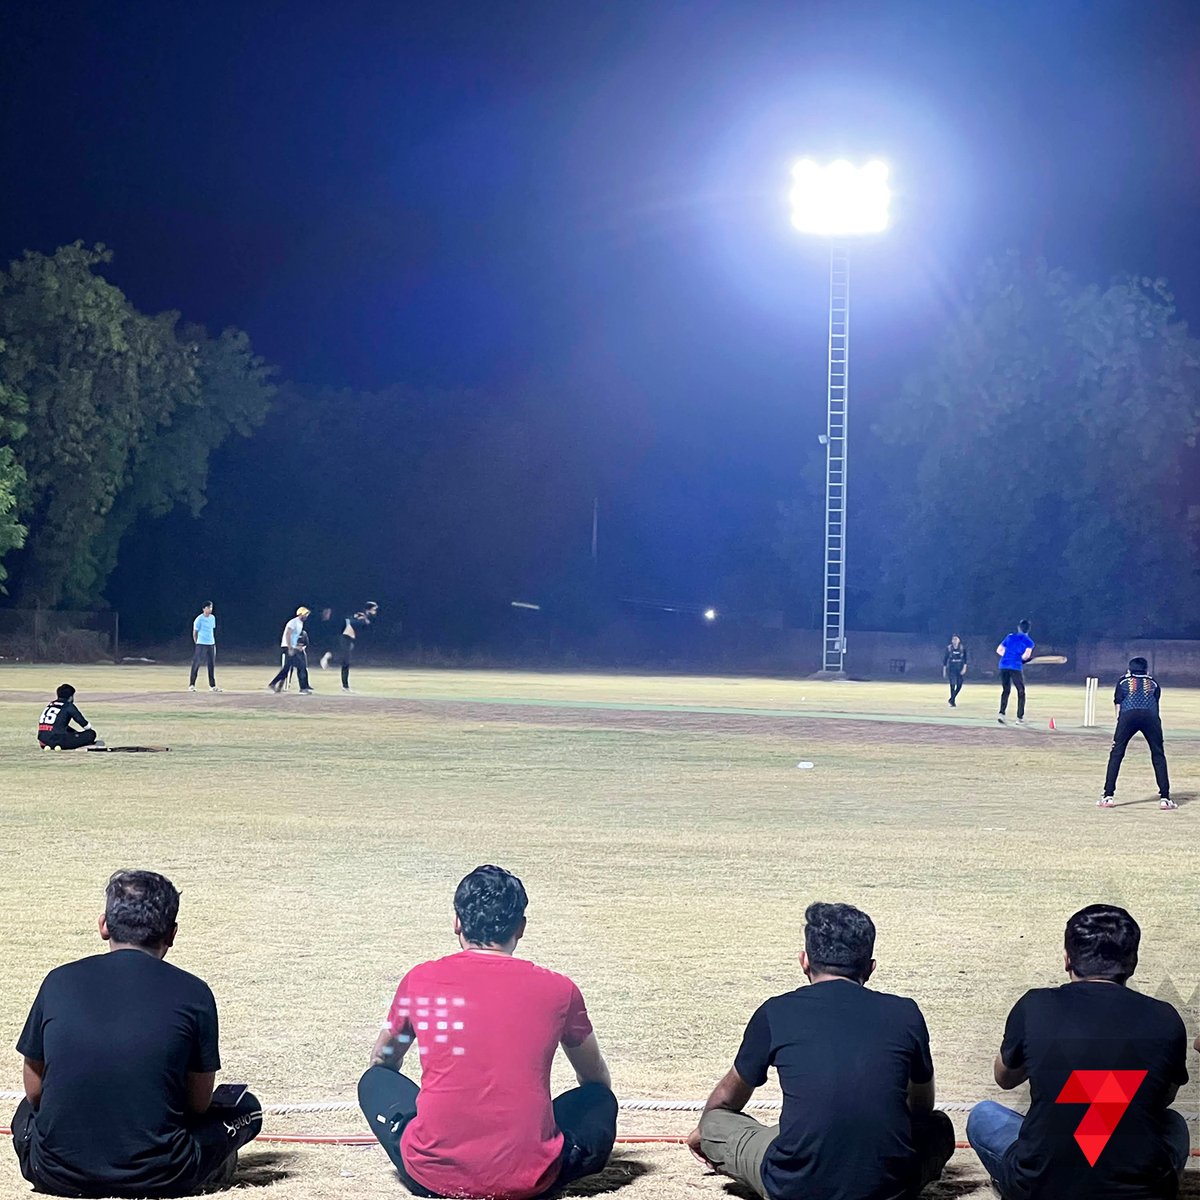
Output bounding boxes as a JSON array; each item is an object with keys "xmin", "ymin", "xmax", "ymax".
[
  {"xmin": 789, "ymin": 159, "xmax": 891, "ymax": 236},
  {"xmin": 703, "ymin": 608, "xmax": 717, "ymax": 622}
]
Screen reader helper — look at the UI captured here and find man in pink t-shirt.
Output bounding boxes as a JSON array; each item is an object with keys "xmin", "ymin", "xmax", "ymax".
[{"xmin": 358, "ymin": 865, "xmax": 617, "ymax": 1199}]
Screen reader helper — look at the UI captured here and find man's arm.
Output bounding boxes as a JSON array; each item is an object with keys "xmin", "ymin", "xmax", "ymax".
[
  {"xmin": 186, "ymin": 1071, "xmax": 216, "ymax": 1115},
  {"xmin": 23, "ymin": 1058, "xmax": 45, "ymax": 1108},
  {"xmin": 1021, "ymin": 646, "xmax": 1033, "ymax": 662},
  {"xmin": 68, "ymin": 703, "xmax": 91, "ymax": 731},
  {"xmin": 562, "ymin": 1033, "xmax": 611, "ymax": 1089},
  {"xmin": 995, "ymin": 644, "xmax": 1005, "ymax": 657},
  {"xmin": 193, "ymin": 620, "xmax": 199, "ymax": 645},
  {"xmin": 369, "ymin": 1024, "xmax": 413, "ymax": 1069},
  {"xmin": 907, "ymin": 1074, "xmax": 935, "ymax": 1112},
  {"xmin": 687, "ymin": 1067, "xmax": 756, "ymax": 1165},
  {"xmin": 993, "ymin": 1053, "xmax": 1028, "ymax": 1090}
]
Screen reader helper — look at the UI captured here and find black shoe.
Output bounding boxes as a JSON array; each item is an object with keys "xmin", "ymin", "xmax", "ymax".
[{"xmin": 200, "ymin": 1150, "xmax": 238, "ymax": 1193}]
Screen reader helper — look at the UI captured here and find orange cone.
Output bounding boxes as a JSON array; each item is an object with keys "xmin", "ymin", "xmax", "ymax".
[{"xmin": 1049, "ymin": 717, "xmax": 1056, "ymax": 730}]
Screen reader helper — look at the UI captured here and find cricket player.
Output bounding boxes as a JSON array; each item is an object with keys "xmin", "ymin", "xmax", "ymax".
[
  {"xmin": 37, "ymin": 684, "xmax": 101, "ymax": 750},
  {"xmin": 267, "ymin": 607, "xmax": 313, "ymax": 693},
  {"xmin": 943, "ymin": 635, "xmax": 968, "ymax": 707},
  {"xmin": 188, "ymin": 602, "xmax": 221, "ymax": 692},
  {"xmin": 319, "ymin": 601, "xmax": 378, "ymax": 692},
  {"xmin": 1098, "ymin": 657, "xmax": 1174, "ymax": 810},
  {"xmin": 996, "ymin": 620, "xmax": 1034, "ymax": 725}
]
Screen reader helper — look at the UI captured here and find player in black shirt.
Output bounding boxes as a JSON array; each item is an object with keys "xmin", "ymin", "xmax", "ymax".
[
  {"xmin": 942, "ymin": 635, "xmax": 968, "ymax": 707},
  {"xmin": 967, "ymin": 904, "xmax": 1189, "ymax": 1200},
  {"xmin": 11, "ymin": 870, "xmax": 262, "ymax": 1198},
  {"xmin": 36, "ymin": 683, "xmax": 100, "ymax": 750},
  {"xmin": 1098, "ymin": 657, "xmax": 1173, "ymax": 809},
  {"xmin": 319, "ymin": 600, "xmax": 378, "ymax": 691},
  {"xmin": 689, "ymin": 902, "xmax": 954, "ymax": 1200}
]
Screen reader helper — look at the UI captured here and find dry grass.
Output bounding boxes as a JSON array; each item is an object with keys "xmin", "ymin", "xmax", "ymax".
[{"xmin": 1, "ymin": 664, "xmax": 1198, "ymax": 1198}]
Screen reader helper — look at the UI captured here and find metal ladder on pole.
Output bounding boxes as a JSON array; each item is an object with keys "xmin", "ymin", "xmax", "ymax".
[{"xmin": 822, "ymin": 241, "xmax": 849, "ymax": 674}]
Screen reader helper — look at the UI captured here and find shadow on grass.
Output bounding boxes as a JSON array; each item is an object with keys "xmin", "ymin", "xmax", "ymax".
[
  {"xmin": 563, "ymin": 1155, "xmax": 654, "ymax": 1195},
  {"xmin": 234, "ymin": 1147, "xmax": 301, "ymax": 1188},
  {"xmin": 1180, "ymin": 1168, "xmax": 1200, "ymax": 1199}
]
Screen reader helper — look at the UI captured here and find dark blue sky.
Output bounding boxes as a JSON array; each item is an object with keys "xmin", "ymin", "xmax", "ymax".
[{"xmin": 4, "ymin": 0, "xmax": 1200, "ymax": 604}]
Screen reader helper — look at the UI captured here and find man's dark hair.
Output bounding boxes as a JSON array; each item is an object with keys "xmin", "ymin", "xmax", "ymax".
[
  {"xmin": 365, "ymin": 600, "xmax": 378, "ymax": 611},
  {"xmin": 1064, "ymin": 904, "xmax": 1140, "ymax": 983},
  {"xmin": 105, "ymin": 870, "xmax": 181, "ymax": 948},
  {"xmin": 56, "ymin": 683, "xmax": 75, "ymax": 701},
  {"xmin": 1129, "ymin": 657, "xmax": 1149, "ymax": 674},
  {"xmin": 804, "ymin": 901, "xmax": 876, "ymax": 982},
  {"xmin": 203, "ymin": 601, "xmax": 213, "ymax": 609},
  {"xmin": 454, "ymin": 865, "xmax": 528, "ymax": 946},
  {"xmin": 1018, "ymin": 619, "xmax": 1031, "ymax": 633}
]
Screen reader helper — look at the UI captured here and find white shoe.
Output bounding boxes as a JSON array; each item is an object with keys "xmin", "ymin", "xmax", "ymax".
[
  {"xmin": 342, "ymin": 686, "xmax": 353, "ymax": 693},
  {"xmin": 1015, "ymin": 718, "xmax": 1025, "ymax": 726},
  {"xmin": 1160, "ymin": 798, "xmax": 1178, "ymax": 810},
  {"xmin": 299, "ymin": 688, "xmax": 315, "ymax": 694},
  {"xmin": 187, "ymin": 685, "xmax": 196, "ymax": 692},
  {"xmin": 997, "ymin": 713, "xmax": 1006, "ymax": 724},
  {"xmin": 210, "ymin": 686, "xmax": 223, "ymax": 693},
  {"xmin": 1097, "ymin": 795, "xmax": 1115, "ymax": 808},
  {"xmin": 92, "ymin": 739, "xmax": 106, "ymax": 749},
  {"xmin": 320, "ymin": 652, "xmax": 332, "ymax": 670}
]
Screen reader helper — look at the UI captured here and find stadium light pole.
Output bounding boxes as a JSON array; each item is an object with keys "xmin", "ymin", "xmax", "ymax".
[{"xmin": 789, "ymin": 159, "xmax": 891, "ymax": 677}]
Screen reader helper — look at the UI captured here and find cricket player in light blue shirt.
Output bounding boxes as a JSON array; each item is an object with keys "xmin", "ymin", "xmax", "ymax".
[{"xmin": 189, "ymin": 602, "xmax": 221, "ymax": 692}]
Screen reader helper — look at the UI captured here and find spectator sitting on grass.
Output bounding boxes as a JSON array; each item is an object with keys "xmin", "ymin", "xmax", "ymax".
[
  {"xmin": 689, "ymin": 901, "xmax": 954, "ymax": 1200},
  {"xmin": 12, "ymin": 870, "xmax": 262, "ymax": 1197},
  {"xmin": 967, "ymin": 904, "xmax": 1189, "ymax": 1200},
  {"xmin": 359, "ymin": 864, "xmax": 617, "ymax": 1199},
  {"xmin": 36, "ymin": 683, "xmax": 100, "ymax": 750}
]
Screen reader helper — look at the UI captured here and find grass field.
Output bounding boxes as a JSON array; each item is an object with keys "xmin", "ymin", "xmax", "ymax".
[{"xmin": 1, "ymin": 663, "xmax": 1198, "ymax": 1198}]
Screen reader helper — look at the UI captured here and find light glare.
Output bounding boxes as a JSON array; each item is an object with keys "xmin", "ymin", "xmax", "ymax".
[{"xmin": 789, "ymin": 158, "xmax": 891, "ymax": 236}]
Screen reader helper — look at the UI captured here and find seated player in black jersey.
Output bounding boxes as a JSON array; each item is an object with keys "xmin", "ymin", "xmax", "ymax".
[{"xmin": 37, "ymin": 684, "xmax": 101, "ymax": 751}]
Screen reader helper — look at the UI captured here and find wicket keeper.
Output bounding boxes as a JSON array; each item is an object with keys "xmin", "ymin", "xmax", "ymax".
[{"xmin": 1098, "ymin": 657, "xmax": 1174, "ymax": 810}]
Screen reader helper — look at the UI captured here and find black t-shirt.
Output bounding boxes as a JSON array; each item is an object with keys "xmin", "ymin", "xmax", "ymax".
[
  {"xmin": 1113, "ymin": 674, "xmax": 1161, "ymax": 718},
  {"xmin": 1000, "ymin": 983, "xmax": 1189, "ymax": 1200},
  {"xmin": 734, "ymin": 980, "xmax": 935, "ymax": 1200},
  {"xmin": 944, "ymin": 645, "xmax": 968, "ymax": 670},
  {"xmin": 17, "ymin": 950, "xmax": 221, "ymax": 1198},
  {"xmin": 37, "ymin": 699, "xmax": 87, "ymax": 740}
]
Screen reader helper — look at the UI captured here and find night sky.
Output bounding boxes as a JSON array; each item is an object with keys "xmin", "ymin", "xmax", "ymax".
[{"xmin": 4, "ymin": 0, "xmax": 1200, "ymax": 607}]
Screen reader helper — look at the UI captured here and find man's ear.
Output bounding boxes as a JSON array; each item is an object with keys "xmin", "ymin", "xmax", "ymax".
[
  {"xmin": 453, "ymin": 914, "xmax": 462, "ymax": 937},
  {"xmin": 1063, "ymin": 950, "xmax": 1071, "ymax": 976},
  {"xmin": 163, "ymin": 923, "xmax": 177, "ymax": 951},
  {"xmin": 799, "ymin": 949, "xmax": 811, "ymax": 977},
  {"xmin": 513, "ymin": 917, "xmax": 527, "ymax": 944},
  {"xmin": 864, "ymin": 958, "xmax": 877, "ymax": 984},
  {"xmin": 98, "ymin": 914, "xmax": 110, "ymax": 942}
]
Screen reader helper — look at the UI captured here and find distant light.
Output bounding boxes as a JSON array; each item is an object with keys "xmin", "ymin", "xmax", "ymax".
[
  {"xmin": 789, "ymin": 159, "xmax": 891, "ymax": 236},
  {"xmin": 510, "ymin": 601, "xmax": 541, "ymax": 611},
  {"xmin": 703, "ymin": 608, "xmax": 717, "ymax": 622}
]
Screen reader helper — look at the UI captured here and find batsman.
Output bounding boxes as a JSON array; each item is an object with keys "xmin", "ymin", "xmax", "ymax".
[{"xmin": 1099, "ymin": 656, "xmax": 1174, "ymax": 810}]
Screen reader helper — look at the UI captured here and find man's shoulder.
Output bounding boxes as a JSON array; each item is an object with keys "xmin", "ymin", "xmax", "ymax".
[{"xmin": 406, "ymin": 952, "xmax": 581, "ymax": 995}]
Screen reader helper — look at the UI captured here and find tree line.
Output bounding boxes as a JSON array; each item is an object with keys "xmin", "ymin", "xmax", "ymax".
[{"xmin": 2, "ymin": 245, "xmax": 1199, "ymax": 646}]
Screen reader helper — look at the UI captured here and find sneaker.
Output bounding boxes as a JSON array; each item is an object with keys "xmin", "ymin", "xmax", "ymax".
[
  {"xmin": 269, "ymin": 683, "xmax": 282, "ymax": 693},
  {"xmin": 320, "ymin": 652, "xmax": 332, "ymax": 670},
  {"xmin": 210, "ymin": 686, "xmax": 223, "ymax": 693},
  {"xmin": 1160, "ymin": 798, "xmax": 1178, "ymax": 810},
  {"xmin": 948, "ymin": 699, "xmax": 954, "ymax": 707},
  {"xmin": 1097, "ymin": 795, "xmax": 1115, "ymax": 808},
  {"xmin": 299, "ymin": 688, "xmax": 315, "ymax": 695},
  {"xmin": 188, "ymin": 685, "xmax": 196, "ymax": 692},
  {"xmin": 92, "ymin": 739, "xmax": 106, "ymax": 749},
  {"xmin": 997, "ymin": 713, "xmax": 1006, "ymax": 724},
  {"xmin": 1015, "ymin": 718, "xmax": 1026, "ymax": 726},
  {"xmin": 342, "ymin": 686, "xmax": 353, "ymax": 693}
]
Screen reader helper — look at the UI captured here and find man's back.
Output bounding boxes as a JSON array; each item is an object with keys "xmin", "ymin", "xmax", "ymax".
[
  {"xmin": 1000, "ymin": 632, "xmax": 1034, "ymax": 670},
  {"xmin": 1115, "ymin": 673, "xmax": 1161, "ymax": 716},
  {"xmin": 17, "ymin": 950, "xmax": 219, "ymax": 1197},
  {"xmin": 736, "ymin": 981, "xmax": 933, "ymax": 1200},
  {"xmin": 389, "ymin": 950, "xmax": 592, "ymax": 1200},
  {"xmin": 1003, "ymin": 983, "xmax": 1188, "ymax": 1199}
]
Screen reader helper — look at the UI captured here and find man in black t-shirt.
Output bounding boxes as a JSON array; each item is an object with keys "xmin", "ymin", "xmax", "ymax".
[
  {"xmin": 943, "ymin": 636, "xmax": 968, "ymax": 707},
  {"xmin": 36, "ymin": 683, "xmax": 100, "ymax": 750},
  {"xmin": 1099, "ymin": 657, "xmax": 1173, "ymax": 809},
  {"xmin": 11, "ymin": 870, "xmax": 262, "ymax": 1198},
  {"xmin": 967, "ymin": 904, "xmax": 1189, "ymax": 1200},
  {"xmin": 688, "ymin": 902, "xmax": 954, "ymax": 1200}
]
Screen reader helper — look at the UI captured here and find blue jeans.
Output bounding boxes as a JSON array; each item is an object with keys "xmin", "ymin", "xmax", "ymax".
[{"xmin": 966, "ymin": 1101, "xmax": 1191, "ymax": 1197}]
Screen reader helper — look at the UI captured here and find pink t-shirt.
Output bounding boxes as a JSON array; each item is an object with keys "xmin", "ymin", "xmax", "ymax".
[{"xmin": 385, "ymin": 951, "xmax": 594, "ymax": 1200}]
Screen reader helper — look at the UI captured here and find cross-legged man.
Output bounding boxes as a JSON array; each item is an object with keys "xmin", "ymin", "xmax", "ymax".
[
  {"xmin": 996, "ymin": 619, "xmax": 1034, "ymax": 724},
  {"xmin": 188, "ymin": 602, "xmax": 221, "ymax": 692},
  {"xmin": 1099, "ymin": 657, "xmax": 1173, "ymax": 810},
  {"xmin": 359, "ymin": 864, "xmax": 617, "ymax": 1199},
  {"xmin": 11, "ymin": 870, "xmax": 262, "ymax": 1197},
  {"xmin": 36, "ymin": 683, "xmax": 100, "ymax": 751},
  {"xmin": 967, "ymin": 904, "xmax": 1189, "ymax": 1200},
  {"xmin": 689, "ymin": 901, "xmax": 954, "ymax": 1200}
]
